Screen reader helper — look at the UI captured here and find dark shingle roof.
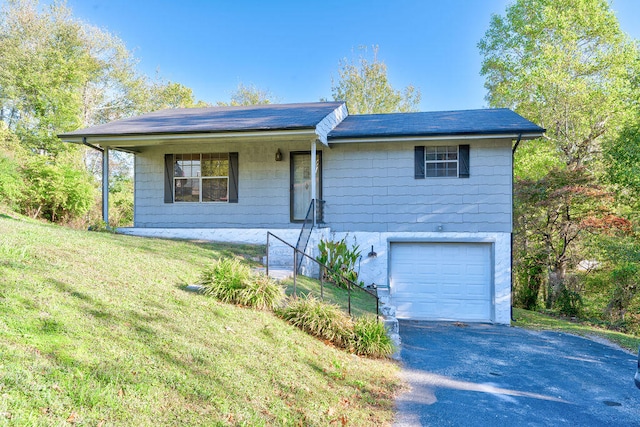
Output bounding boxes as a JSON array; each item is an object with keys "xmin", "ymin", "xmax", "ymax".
[
  {"xmin": 59, "ymin": 102, "xmax": 345, "ymax": 138},
  {"xmin": 328, "ymin": 108, "xmax": 544, "ymax": 140}
]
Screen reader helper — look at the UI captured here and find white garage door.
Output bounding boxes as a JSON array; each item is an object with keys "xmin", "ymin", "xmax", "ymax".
[{"xmin": 390, "ymin": 242, "xmax": 492, "ymax": 322}]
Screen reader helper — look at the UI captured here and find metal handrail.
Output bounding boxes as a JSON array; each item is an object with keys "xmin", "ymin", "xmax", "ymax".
[{"xmin": 266, "ymin": 231, "xmax": 379, "ymax": 318}]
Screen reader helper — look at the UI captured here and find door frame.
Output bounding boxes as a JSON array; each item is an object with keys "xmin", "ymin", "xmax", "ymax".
[{"xmin": 290, "ymin": 150, "xmax": 322, "ymax": 223}]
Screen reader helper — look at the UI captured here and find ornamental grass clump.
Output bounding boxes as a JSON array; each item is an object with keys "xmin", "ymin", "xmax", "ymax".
[
  {"xmin": 277, "ymin": 295, "xmax": 353, "ymax": 348},
  {"xmin": 238, "ymin": 273, "xmax": 286, "ymax": 310},
  {"xmin": 351, "ymin": 315, "xmax": 396, "ymax": 358},
  {"xmin": 200, "ymin": 258, "xmax": 285, "ymax": 310}
]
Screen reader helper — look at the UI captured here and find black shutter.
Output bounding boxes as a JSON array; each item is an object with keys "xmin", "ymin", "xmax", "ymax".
[
  {"xmin": 459, "ymin": 144, "xmax": 470, "ymax": 178},
  {"xmin": 414, "ymin": 146, "xmax": 425, "ymax": 179},
  {"xmin": 164, "ymin": 154, "xmax": 174, "ymax": 203},
  {"xmin": 228, "ymin": 152, "xmax": 239, "ymax": 203}
]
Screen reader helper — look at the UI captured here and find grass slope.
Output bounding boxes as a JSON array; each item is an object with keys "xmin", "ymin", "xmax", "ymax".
[
  {"xmin": 0, "ymin": 214, "xmax": 399, "ymax": 426},
  {"xmin": 513, "ymin": 308, "xmax": 640, "ymax": 352}
]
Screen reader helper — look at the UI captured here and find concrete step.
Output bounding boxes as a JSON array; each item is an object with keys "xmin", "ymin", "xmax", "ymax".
[{"xmin": 253, "ymin": 267, "xmax": 293, "ymax": 281}]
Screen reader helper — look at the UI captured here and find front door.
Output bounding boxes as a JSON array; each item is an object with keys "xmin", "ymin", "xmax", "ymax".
[{"xmin": 290, "ymin": 152, "xmax": 321, "ymax": 222}]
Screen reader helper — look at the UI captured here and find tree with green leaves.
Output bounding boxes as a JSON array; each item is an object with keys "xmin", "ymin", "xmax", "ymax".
[
  {"xmin": 0, "ymin": 0, "xmax": 99, "ymax": 155},
  {"xmin": 0, "ymin": 0, "xmax": 204, "ymax": 225},
  {"xmin": 216, "ymin": 83, "xmax": 276, "ymax": 107},
  {"xmin": 479, "ymin": 0, "xmax": 640, "ymax": 312},
  {"xmin": 479, "ymin": 0, "xmax": 638, "ymax": 170},
  {"xmin": 330, "ymin": 46, "xmax": 421, "ymax": 114},
  {"xmin": 0, "ymin": 1, "xmax": 206, "ymax": 152}
]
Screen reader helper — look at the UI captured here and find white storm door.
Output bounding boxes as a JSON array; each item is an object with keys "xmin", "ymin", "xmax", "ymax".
[{"xmin": 290, "ymin": 152, "xmax": 321, "ymax": 221}]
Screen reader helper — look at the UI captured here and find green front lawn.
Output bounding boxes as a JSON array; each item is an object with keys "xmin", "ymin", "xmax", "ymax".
[
  {"xmin": 513, "ymin": 308, "xmax": 640, "ymax": 352},
  {"xmin": 0, "ymin": 212, "xmax": 400, "ymax": 426}
]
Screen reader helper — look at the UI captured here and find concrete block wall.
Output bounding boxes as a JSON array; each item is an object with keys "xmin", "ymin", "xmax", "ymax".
[
  {"xmin": 134, "ymin": 140, "xmax": 314, "ymax": 229},
  {"xmin": 133, "ymin": 137, "xmax": 512, "ymax": 235},
  {"xmin": 322, "ymin": 139, "xmax": 513, "ymax": 233}
]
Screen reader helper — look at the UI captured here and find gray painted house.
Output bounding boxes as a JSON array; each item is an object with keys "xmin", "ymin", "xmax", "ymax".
[{"xmin": 59, "ymin": 102, "xmax": 544, "ymax": 324}]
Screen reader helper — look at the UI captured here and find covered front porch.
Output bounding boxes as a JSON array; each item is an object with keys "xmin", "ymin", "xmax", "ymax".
[{"xmin": 57, "ymin": 102, "xmax": 348, "ymax": 231}]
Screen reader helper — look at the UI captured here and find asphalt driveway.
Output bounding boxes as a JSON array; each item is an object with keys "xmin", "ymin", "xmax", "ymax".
[{"xmin": 394, "ymin": 320, "xmax": 640, "ymax": 426}]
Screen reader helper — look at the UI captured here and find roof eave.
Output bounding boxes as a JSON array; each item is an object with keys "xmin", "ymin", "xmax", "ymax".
[
  {"xmin": 59, "ymin": 128, "xmax": 319, "ymax": 147},
  {"xmin": 327, "ymin": 131, "xmax": 545, "ymax": 144}
]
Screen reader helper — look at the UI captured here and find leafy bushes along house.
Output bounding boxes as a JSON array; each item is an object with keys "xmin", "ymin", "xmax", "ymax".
[{"xmin": 59, "ymin": 102, "xmax": 544, "ymax": 324}]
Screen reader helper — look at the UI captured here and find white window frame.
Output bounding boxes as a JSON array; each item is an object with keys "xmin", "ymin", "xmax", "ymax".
[
  {"xmin": 174, "ymin": 153, "xmax": 229, "ymax": 203},
  {"xmin": 425, "ymin": 145, "xmax": 459, "ymax": 178}
]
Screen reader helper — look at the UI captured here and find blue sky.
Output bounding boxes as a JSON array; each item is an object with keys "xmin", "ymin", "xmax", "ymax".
[{"xmin": 36, "ymin": 0, "xmax": 640, "ymax": 111}]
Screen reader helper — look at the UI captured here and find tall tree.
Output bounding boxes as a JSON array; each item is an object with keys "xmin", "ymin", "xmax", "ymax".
[
  {"xmin": 0, "ymin": 0, "xmax": 99, "ymax": 154},
  {"xmin": 0, "ymin": 0, "xmax": 206, "ymax": 155},
  {"xmin": 0, "ymin": 0, "xmax": 204, "ymax": 224},
  {"xmin": 479, "ymin": 0, "xmax": 638, "ymax": 169},
  {"xmin": 216, "ymin": 83, "xmax": 276, "ymax": 107},
  {"xmin": 331, "ymin": 46, "xmax": 421, "ymax": 114},
  {"xmin": 478, "ymin": 0, "xmax": 639, "ymax": 308}
]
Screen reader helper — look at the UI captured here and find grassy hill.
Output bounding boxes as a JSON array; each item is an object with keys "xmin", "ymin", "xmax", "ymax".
[{"xmin": 0, "ymin": 212, "xmax": 400, "ymax": 426}]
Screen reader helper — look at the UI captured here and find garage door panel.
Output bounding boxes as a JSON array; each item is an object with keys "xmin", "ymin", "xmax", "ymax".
[
  {"xmin": 394, "ymin": 301, "xmax": 439, "ymax": 317},
  {"xmin": 466, "ymin": 264, "xmax": 487, "ymax": 275},
  {"xmin": 442, "ymin": 287, "xmax": 466, "ymax": 299},
  {"xmin": 390, "ymin": 242, "xmax": 492, "ymax": 322},
  {"xmin": 465, "ymin": 283, "xmax": 489, "ymax": 298},
  {"xmin": 395, "ymin": 286, "xmax": 438, "ymax": 298}
]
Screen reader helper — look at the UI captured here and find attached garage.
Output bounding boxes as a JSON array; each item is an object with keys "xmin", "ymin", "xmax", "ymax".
[{"xmin": 389, "ymin": 241, "xmax": 494, "ymax": 322}]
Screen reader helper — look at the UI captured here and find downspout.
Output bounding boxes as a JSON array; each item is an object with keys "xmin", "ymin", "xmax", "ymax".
[
  {"xmin": 511, "ymin": 133, "xmax": 522, "ymax": 322},
  {"xmin": 82, "ymin": 137, "xmax": 104, "ymax": 153}
]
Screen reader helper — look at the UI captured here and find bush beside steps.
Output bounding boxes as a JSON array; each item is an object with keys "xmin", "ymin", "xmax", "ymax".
[
  {"xmin": 199, "ymin": 258, "xmax": 285, "ymax": 310},
  {"xmin": 198, "ymin": 258, "xmax": 396, "ymax": 358},
  {"xmin": 277, "ymin": 295, "xmax": 396, "ymax": 358}
]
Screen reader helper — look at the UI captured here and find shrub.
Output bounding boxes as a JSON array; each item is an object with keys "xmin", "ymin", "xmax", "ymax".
[
  {"xmin": 21, "ymin": 156, "xmax": 95, "ymax": 222},
  {"xmin": 200, "ymin": 258, "xmax": 252, "ymax": 304},
  {"xmin": 0, "ymin": 128, "xmax": 27, "ymax": 211},
  {"xmin": 199, "ymin": 258, "xmax": 284, "ymax": 310},
  {"xmin": 514, "ymin": 252, "xmax": 546, "ymax": 310},
  {"xmin": 554, "ymin": 287, "xmax": 583, "ymax": 317},
  {"xmin": 605, "ymin": 263, "xmax": 638, "ymax": 322},
  {"xmin": 351, "ymin": 316, "xmax": 396, "ymax": 358},
  {"xmin": 317, "ymin": 237, "xmax": 362, "ymax": 288},
  {"xmin": 0, "ymin": 153, "xmax": 24, "ymax": 210},
  {"xmin": 88, "ymin": 220, "xmax": 112, "ymax": 232},
  {"xmin": 277, "ymin": 295, "xmax": 353, "ymax": 348},
  {"xmin": 237, "ymin": 273, "xmax": 285, "ymax": 310},
  {"xmin": 108, "ymin": 176, "xmax": 134, "ymax": 227}
]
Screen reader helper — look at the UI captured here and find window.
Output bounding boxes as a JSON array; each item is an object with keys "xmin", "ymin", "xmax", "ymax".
[
  {"xmin": 414, "ymin": 145, "xmax": 469, "ymax": 179},
  {"xmin": 425, "ymin": 146, "xmax": 458, "ymax": 177},
  {"xmin": 173, "ymin": 153, "xmax": 229, "ymax": 202},
  {"xmin": 164, "ymin": 153, "xmax": 238, "ymax": 203}
]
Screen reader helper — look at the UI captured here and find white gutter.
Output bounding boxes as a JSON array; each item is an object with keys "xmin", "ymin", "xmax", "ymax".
[{"xmin": 328, "ymin": 132, "xmax": 544, "ymax": 144}]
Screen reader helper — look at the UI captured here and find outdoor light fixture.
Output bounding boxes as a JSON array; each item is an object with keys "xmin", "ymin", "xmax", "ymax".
[
  {"xmin": 275, "ymin": 149, "xmax": 283, "ymax": 161},
  {"xmin": 367, "ymin": 245, "xmax": 377, "ymax": 258}
]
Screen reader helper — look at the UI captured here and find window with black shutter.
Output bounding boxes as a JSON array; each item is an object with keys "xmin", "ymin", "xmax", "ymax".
[
  {"xmin": 164, "ymin": 152, "xmax": 239, "ymax": 203},
  {"xmin": 414, "ymin": 145, "xmax": 469, "ymax": 179}
]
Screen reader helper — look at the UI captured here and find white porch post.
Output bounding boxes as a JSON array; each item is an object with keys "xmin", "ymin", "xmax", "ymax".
[
  {"xmin": 102, "ymin": 146, "xmax": 109, "ymax": 225},
  {"xmin": 310, "ymin": 139, "xmax": 317, "ymax": 226}
]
